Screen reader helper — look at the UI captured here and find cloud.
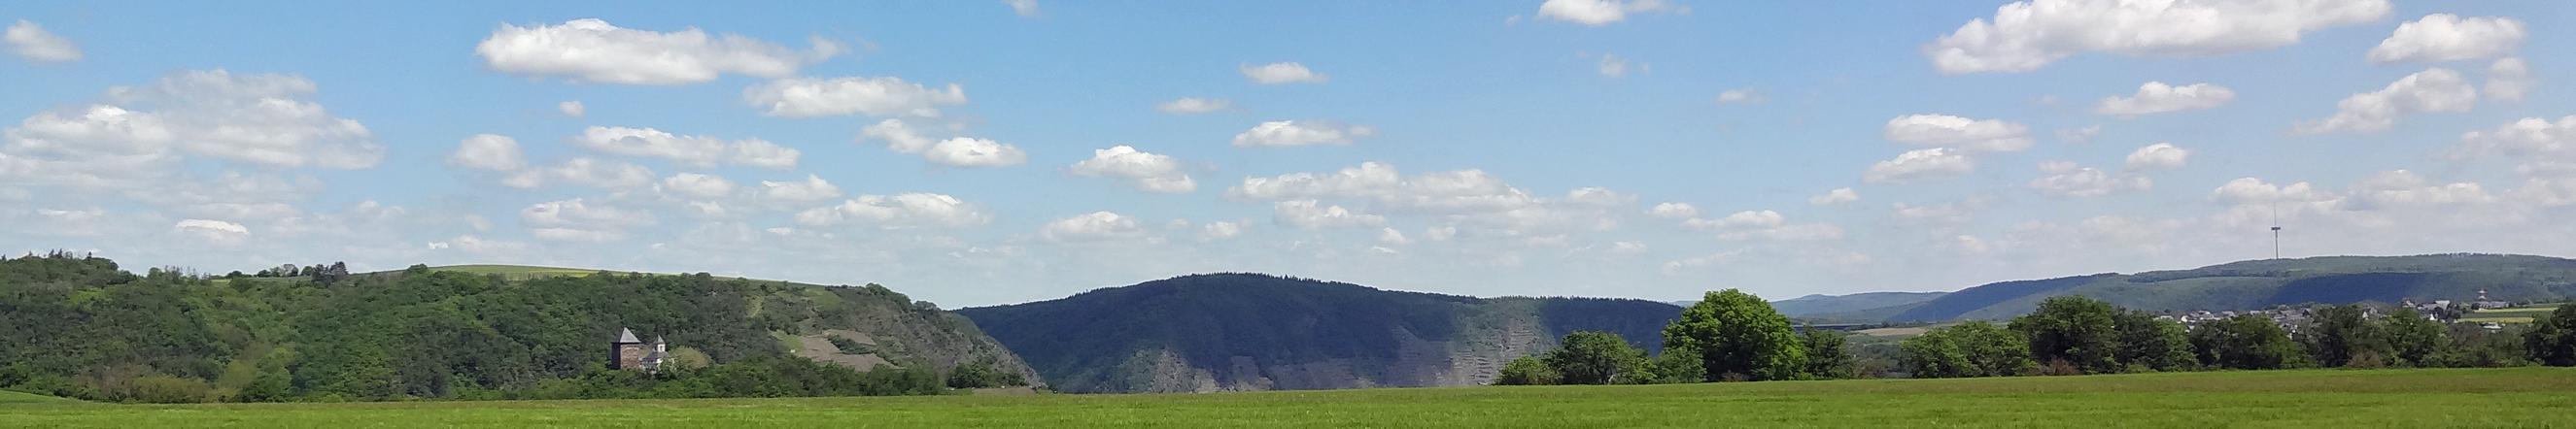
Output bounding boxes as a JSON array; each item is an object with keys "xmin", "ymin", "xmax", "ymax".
[
  {"xmin": 856, "ymin": 118, "xmax": 1026, "ymax": 167},
  {"xmin": 1198, "ymin": 221, "xmax": 1244, "ymax": 241},
  {"xmin": 5, "ymin": 20, "xmax": 81, "ymax": 62},
  {"xmin": 2058, "ymin": 125, "xmax": 2103, "ymax": 145},
  {"xmin": 522, "ymin": 198, "xmax": 656, "ymax": 228},
  {"xmin": 1808, "ymin": 187, "xmax": 1860, "ymax": 206},
  {"xmin": 1648, "ymin": 202, "xmax": 1700, "ymax": 219},
  {"xmin": 474, "ymin": 18, "xmax": 841, "ymax": 84},
  {"xmin": 2095, "ymin": 82, "xmax": 2235, "ymax": 116},
  {"xmin": 1070, "ymin": 145, "xmax": 1195, "ymax": 193},
  {"xmin": 1682, "ymin": 210, "xmax": 1843, "ymax": 242},
  {"xmin": 1228, "ymin": 162, "xmax": 1543, "ymax": 213},
  {"xmin": 1041, "ymin": 212, "xmax": 1145, "ymax": 243},
  {"xmin": 758, "ymin": 174, "xmax": 841, "ymax": 204},
  {"xmin": 522, "ymin": 198, "xmax": 655, "ymax": 242},
  {"xmin": 2212, "ymin": 178, "xmax": 2333, "ymax": 205},
  {"xmin": 2342, "ymin": 170, "xmax": 2491, "ymax": 211},
  {"xmin": 1597, "ymin": 53, "xmax": 1642, "ymax": 78},
  {"xmin": 2294, "ymin": 68, "xmax": 2476, "ymax": 134},
  {"xmin": 1536, "ymin": 0, "xmax": 1682, "ymax": 26},
  {"xmin": 1005, "ymin": 0, "xmax": 1040, "ymax": 17},
  {"xmin": 1156, "ymin": 97, "xmax": 1232, "ymax": 115},
  {"xmin": 449, "ymin": 134, "xmax": 526, "ymax": 171},
  {"xmin": 558, "ymin": 100, "xmax": 586, "ymax": 117},
  {"xmin": 2028, "ymin": 161, "xmax": 2150, "ymax": 198},
  {"xmin": 659, "ymin": 173, "xmax": 737, "ymax": 199},
  {"xmin": 742, "ymin": 76, "xmax": 968, "ymax": 117},
  {"xmin": 503, "ymin": 158, "xmax": 656, "ymax": 189},
  {"xmin": 1865, "ymin": 148, "xmax": 1975, "ymax": 183},
  {"xmin": 1684, "ymin": 210, "xmax": 1783, "ymax": 230},
  {"xmin": 924, "ymin": 137, "xmax": 1029, "ymax": 168},
  {"xmin": 1376, "ymin": 227, "xmax": 1412, "ymax": 246},
  {"xmin": 2368, "ymin": 15, "xmax": 2524, "ymax": 63},
  {"xmin": 1, "ymin": 69, "xmax": 384, "ymax": 189},
  {"xmin": 1273, "ymin": 199, "xmax": 1385, "ymax": 229},
  {"xmin": 173, "ymin": 218, "xmax": 250, "ymax": 245},
  {"xmin": 1240, "ymin": 62, "xmax": 1327, "ymax": 84},
  {"xmin": 1924, "ymin": 0, "xmax": 2388, "ymax": 74},
  {"xmin": 2451, "ymin": 115, "xmax": 2576, "ymax": 172},
  {"xmin": 2124, "ymin": 143, "xmax": 2190, "ymax": 171},
  {"xmin": 1232, "ymin": 120, "xmax": 1374, "ymax": 148},
  {"xmin": 572, "ymin": 126, "xmax": 799, "ymax": 169},
  {"xmin": 793, "ymin": 193, "xmax": 992, "ymax": 229},
  {"xmin": 1716, "ymin": 88, "xmax": 1766, "ymax": 105},
  {"xmin": 2486, "ymin": 57, "xmax": 2533, "ymax": 103},
  {"xmin": 860, "ymin": 118, "xmax": 938, "ymax": 153},
  {"xmin": 1883, "ymin": 114, "xmax": 2032, "ymax": 152}
]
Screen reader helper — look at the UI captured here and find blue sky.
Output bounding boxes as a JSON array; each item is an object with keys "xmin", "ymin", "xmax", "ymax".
[{"xmin": 5, "ymin": 0, "xmax": 2574, "ymax": 307}]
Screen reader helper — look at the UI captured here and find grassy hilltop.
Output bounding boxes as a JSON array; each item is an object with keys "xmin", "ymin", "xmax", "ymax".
[{"xmin": 3, "ymin": 368, "xmax": 2571, "ymax": 428}]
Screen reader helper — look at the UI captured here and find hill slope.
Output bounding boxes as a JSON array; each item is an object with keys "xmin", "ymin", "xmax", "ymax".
[
  {"xmin": 1886, "ymin": 253, "xmax": 2576, "ymax": 322},
  {"xmin": 1771, "ymin": 291, "xmax": 1948, "ymax": 318},
  {"xmin": 0, "ymin": 254, "xmax": 1037, "ymax": 402},
  {"xmin": 958, "ymin": 274, "xmax": 1682, "ymax": 393}
]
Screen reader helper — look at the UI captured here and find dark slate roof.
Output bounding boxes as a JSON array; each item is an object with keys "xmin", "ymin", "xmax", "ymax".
[{"xmin": 615, "ymin": 327, "xmax": 640, "ymax": 344}]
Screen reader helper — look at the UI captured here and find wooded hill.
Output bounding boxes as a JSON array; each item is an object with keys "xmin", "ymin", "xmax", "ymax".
[
  {"xmin": 0, "ymin": 252, "xmax": 1036, "ymax": 403},
  {"xmin": 1824, "ymin": 254, "xmax": 2576, "ymax": 323},
  {"xmin": 957, "ymin": 273, "xmax": 1682, "ymax": 393}
]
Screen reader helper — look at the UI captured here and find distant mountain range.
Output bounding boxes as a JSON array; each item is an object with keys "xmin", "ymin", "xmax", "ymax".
[
  {"xmin": 1846, "ymin": 253, "xmax": 2576, "ymax": 322},
  {"xmin": 957, "ymin": 274, "xmax": 1681, "ymax": 393}
]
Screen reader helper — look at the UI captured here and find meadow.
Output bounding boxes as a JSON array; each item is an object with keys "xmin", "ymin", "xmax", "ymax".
[{"xmin": 3, "ymin": 368, "xmax": 2570, "ymax": 428}]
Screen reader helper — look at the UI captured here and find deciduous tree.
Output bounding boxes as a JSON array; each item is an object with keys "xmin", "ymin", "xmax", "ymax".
[{"xmin": 1662, "ymin": 289, "xmax": 1805, "ymax": 381}]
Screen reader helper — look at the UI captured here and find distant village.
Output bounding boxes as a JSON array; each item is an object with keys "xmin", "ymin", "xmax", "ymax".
[{"xmin": 2155, "ymin": 289, "xmax": 2531, "ymax": 333}]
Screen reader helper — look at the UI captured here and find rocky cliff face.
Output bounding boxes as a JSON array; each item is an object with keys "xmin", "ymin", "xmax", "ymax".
[{"xmin": 958, "ymin": 274, "xmax": 1679, "ymax": 393}]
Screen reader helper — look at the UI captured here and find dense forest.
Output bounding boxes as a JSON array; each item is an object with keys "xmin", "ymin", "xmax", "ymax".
[
  {"xmin": 1500, "ymin": 291, "xmax": 2576, "ymax": 389},
  {"xmin": 959, "ymin": 273, "xmax": 1683, "ymax": 393},
  {"xmin": 0, "ymin": 252, "xmax": 1033, "ymax": 403}
]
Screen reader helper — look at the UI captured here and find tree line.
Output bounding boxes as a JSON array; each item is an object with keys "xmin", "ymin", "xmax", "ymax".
[
  {"xmin": 0, "ymin": 253, "xmax": 1018, "ymax": 403},
  {"xmin": 1498, "ymin": 289, "xmax": 1857, "ymax": 384},
  {"xmin": 1497, "ymin": 289, "xmax": 2576, "ymax": 385}
]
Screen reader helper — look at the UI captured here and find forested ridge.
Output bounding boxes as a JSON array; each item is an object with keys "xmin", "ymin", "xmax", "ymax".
[
  {"xmin": 0, "ymin": 252, "xmax": 1033, "ymax": 403},
  {"xmin": 958, "ymin": 273, "xmax": 1683, "ymax": 393}
]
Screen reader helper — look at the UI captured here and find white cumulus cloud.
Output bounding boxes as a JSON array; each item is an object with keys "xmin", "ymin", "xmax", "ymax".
[
  {"xmin": 1924, "ymin": 0, "xmax": 2388, "ymax": 74},
  {"xmin": 1808, "ymin": 187, "xmax": 1860, "ymax": 206},
  {"xmin": 2294, "ymin": 68, "xmax": 2476, "ymax": 134},
  {"xmin": 1042, "ymin": 212, "xmax": 1145, "ymax": 243},
  {"xmin": 1156, "ymin": 97, "xmax": 1232, "ymax": 115},
  {"xmin": 474, "ymin": 18, "xmax": 841, "ymax": 84},
  {"xmin": 1240, "ymin": 62, "xmax": 1327, "ymax": 84},
  {"xmin": 794, "ymin": 193, "xmax": 993, "ymax": 229},
  {"xmin": 742, "ymin": 76, "xmax": 967, "ymax": 117},
  {"xmin": 2095, "ymin": 82, "xmax": 2235, "ymax": 116},
  {"xmin": 2486, "ymin": 57, "xmax": 2534, "ymax": 103},
  {"xmin": 449, "ymin": 134, "xmax": 526, "ymax": 171},
  {"xmin": 2368, "ymin": 14, "xmax": 2524, "ymax": 64},
  {"xmin": 1865, "ymin": 148, "xmax": 1975, "ymax": 183},
  {"xmin": 6, "ymin": 19, "xmax": 82, "ymax": 62},
  {"xmin": 1536, "ymin": 0, "xmax": 1682, "ymax": 26},
  {"xmin": 1884, "ymin": 114, "xmax": 2032, "ymax": 152},
  {"xmin": 1070, "ymin": 145, "xmax": 1195, "ymax": 193},
  {"xmin": 573, "ymin": 126, "xmax": 800, "ymax": 169},
  {"xmin": 1232, "ymin": 120, "xmax": 1374, "ymax": 148},
  {"xmin": 1273, "ymin": 199, "xmax": 1385, "ymax": 229},
  {"xmin": 2124, "ymin": 143, "xmax": 2190, "ymax": 171}
]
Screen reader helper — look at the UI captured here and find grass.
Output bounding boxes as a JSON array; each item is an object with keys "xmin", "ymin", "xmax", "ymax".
[
  {"xmin": 3, "ymin": 368, "xmax": 2571, "ymax": 428},
  {"xmin": 0, "ymin": 390, "xmax": 72, "ymax": 405}
]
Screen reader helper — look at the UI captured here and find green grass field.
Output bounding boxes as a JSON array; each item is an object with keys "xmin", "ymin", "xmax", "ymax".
[{"xmin": 4, "ymin": 368, "xmax": 2571, "ymax": 428}]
